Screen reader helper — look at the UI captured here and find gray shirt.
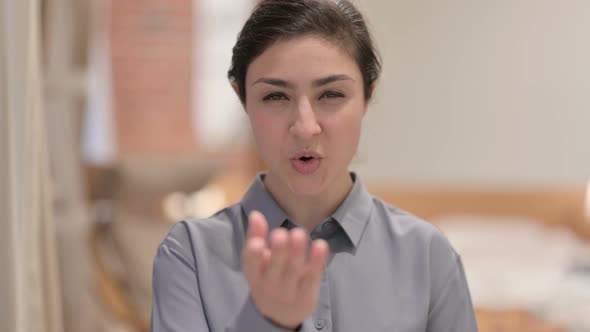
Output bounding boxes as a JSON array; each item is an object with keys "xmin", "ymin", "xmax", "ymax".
[{"xmin": 151, "ymin": 173, "xmax": 478, "ymax": 332}]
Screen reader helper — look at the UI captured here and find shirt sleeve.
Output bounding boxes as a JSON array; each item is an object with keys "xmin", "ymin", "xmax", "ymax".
[
  {"xmin": 151, "ymin": 239, "xmax": 210, "ymax": 332},
  {"xmin": 150, "ymin": 222, "xmax": 314, "ymax": 332},
  {"xmin": 227, "ymin": 295, "xmax": 314, "ymax": 332},
  {"xmin": 426, "ymin": 254, "xmax": 479, "ymax": 332}
]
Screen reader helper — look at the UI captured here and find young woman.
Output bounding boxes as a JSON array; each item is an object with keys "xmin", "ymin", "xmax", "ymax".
[{"xmin": 151, "ymin": 1, "xmax": 478, "ymax": 331}]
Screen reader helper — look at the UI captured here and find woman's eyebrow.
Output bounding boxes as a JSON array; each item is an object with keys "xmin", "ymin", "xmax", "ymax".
[
  {"xmin": 313, "ymin": 74, "xmax": 354, "ymax": 87},
  {"xmin": 251, "ymin": 74, "xmax": 354, "ymax": 88},
  {"xmin": 251, "ymin": 78, "xmax": 293, "ymax": 88}
]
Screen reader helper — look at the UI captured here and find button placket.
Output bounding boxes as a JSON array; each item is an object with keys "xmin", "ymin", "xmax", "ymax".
[{"xmin": 312, "ymin": 259, "xmax": 332, "ymax": 331}]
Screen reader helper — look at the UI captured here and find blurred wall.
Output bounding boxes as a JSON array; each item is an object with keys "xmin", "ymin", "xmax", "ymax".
[
  {"xmin": 110, "ymin": 0, "xmax": 197, "ymax": 156},
  {"xmin": 352, "ymin": 0, "xmax": 590, "ymax": 186}
]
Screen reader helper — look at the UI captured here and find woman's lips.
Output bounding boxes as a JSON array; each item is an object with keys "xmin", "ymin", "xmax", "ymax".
[
  {"xmin": 289, "ymin": 150, "xmax": 323, "ymax": 174},
  {"xmin": 291, "ymin": 150, "xmax": 322, "ymax": 160},
  {"xmin": 291, "ymin": 157, "xmax": 321, "ymax": 174}
]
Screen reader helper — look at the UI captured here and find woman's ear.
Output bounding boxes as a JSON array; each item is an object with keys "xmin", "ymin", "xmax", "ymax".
[
  {"xmin": 230, "ymin": 81, "xmax": 248, "ymax": 110},
  {"xmin": 231, "ymin": 81, "xmax": 240, "ymax": 97}
]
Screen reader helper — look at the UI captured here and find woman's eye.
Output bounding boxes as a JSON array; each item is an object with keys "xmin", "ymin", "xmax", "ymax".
[
  {"xmin": 262, "ymin": 92, "xmax": 288, "ymax": 101},
  {"xmin": 320, "ymin": 91, "xmax": 345, "ymax": 99}
]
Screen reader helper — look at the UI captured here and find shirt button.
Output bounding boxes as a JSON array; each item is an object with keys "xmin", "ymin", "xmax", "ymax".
[
  {"xmin": 315, "ymin": 319, "xmax": 326, "ymax": 330},
  {"xmin": 322, "ymin": 220, "xmax": 335, "ymax": 230},
  {"xmin": 321, "ymin": 221, "xmax": 338, "ymax": 236}
]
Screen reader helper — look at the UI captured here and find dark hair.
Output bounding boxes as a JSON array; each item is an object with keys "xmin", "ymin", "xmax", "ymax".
[{"xmin": 228, "ymin": 0, "xmax": 381, "ymax": 104}]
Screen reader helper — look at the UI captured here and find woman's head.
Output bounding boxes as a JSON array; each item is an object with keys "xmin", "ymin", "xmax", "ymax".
[
  {"xmin": 228, "ymin": 0, "xmax": 381, "ymax": 104},
  {"xmin": 228, "ymin": 0, "xmax": 381, "ymax": 198}
]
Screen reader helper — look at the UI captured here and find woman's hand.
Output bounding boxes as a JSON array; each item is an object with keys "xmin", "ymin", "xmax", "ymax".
[{"xmin": 241, "ymin": 211, "xmax": 329, "ymax": 330}]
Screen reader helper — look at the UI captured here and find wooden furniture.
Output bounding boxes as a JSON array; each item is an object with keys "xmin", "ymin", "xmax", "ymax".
[
  {"xmin": 370, "ymin": 185, "xmax": 590, "ymax": 241},
  {"xmin": 475, "ymin": 309, "xmax": 565, "ymax": 332}
]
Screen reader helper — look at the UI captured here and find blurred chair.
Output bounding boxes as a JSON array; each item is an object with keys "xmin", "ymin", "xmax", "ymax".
[{"xmin": 87, "ymin": 157, "xmax": 220, "ymax": 331}]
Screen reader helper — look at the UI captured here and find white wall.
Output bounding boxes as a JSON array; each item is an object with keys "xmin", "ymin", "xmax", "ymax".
[{"xmin": 351, "ymin": 0, "xmax": 590, "ymax": 186}]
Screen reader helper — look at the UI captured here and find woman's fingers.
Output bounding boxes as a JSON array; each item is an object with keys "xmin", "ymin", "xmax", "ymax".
[
  {"xmin": 281, "ymin": 228, "xmax": 308, "ymax": 294},
  {"xmin": 265, "ymin": 228, "xmax": 290, "ymax": 289},
  {"xmin": 247, "ymin": 210, "xmax": 268, "ymax": 240},
  {"xmin": 298, "ymin": 239, "xmax": 329, "ymax": 293},
  {"xmin": 242, "ymin": 237, "xmax": 267, "ymax": 283},
  {"xmin": 242, "ymin": 212, "xmax": 329, "ymax": 306},
  {"xmin": 309, "ymin": 239, "xmax": 329, "ymax": 277},
  {"xmin": 243, "ymin": 211, "xmax": 270, "ymax": 284}
]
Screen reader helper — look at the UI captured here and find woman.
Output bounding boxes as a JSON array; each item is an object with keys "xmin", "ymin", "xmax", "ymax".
[{"xmin": 151, "ymin": 1, "xmax": 478, "ymax": 331}]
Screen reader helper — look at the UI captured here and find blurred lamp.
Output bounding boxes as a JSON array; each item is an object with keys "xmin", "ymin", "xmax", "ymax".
[
  {"xmin": 189, "ymin": 185, "xmax": 226, "ymax": 219},
  {"xmin": 162, "ymin": 185, "xmax": 227, "ymax": 222},
  {"xmin": 163, "ymin": 192, "xmax": 189, "ymax": 223}
]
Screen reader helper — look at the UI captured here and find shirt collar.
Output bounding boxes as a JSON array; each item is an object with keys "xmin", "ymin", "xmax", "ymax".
[
  {"xmin": 241, "ymin": 173, "xmax": 289, "ymax": 231},
  {"xmin": 331, "ymin": 172, "xmax": 373, "ymax": 248},
  {"xmin": 241, "ymin": 172, "xmax": 373, "ymax": 248}
]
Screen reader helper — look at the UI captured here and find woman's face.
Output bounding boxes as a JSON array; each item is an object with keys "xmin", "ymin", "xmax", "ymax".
[{"xmin": 243, "ymin": 35, "xmax": 368, "ymax": 196}]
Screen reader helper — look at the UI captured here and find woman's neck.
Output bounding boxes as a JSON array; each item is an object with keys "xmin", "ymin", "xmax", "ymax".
[{"xmin": 263, "ymin": 171, "xmax": 353, "ymax": 232}]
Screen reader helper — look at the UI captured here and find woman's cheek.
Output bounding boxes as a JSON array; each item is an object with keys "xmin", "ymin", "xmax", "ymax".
[{"xmin": 251, "ymin": 119, "xmax": 281, "ymax": 157}]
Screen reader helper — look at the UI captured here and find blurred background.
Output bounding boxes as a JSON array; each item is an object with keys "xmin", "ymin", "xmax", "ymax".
[{"xmin": 1, "ymin": 0, "xmax": 589, "ymax": 331}]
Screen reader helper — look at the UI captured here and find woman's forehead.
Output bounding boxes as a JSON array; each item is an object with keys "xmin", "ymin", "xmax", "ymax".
[{"xmin": 246, "ymin": 36, "xmax": 361, "ymax": 84}]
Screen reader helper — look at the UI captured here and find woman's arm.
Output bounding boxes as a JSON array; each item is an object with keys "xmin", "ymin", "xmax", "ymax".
[
  {"xmin": 151, "ymin": 237, "xmax": 210, "ymax": 332},
  {"xmin": 426, "ymin": 232, "xmax": 479, "ymax": 332}
]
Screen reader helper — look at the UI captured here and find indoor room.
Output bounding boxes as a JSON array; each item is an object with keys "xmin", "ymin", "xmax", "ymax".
[{"xmin": 2, "ymin": 0, "xmax": 589, "ymax": 331}]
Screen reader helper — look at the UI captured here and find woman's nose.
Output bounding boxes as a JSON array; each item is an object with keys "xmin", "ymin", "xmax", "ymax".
[{"xmin": 289, "ymin": 97, "xmax": 321, "ymax": 139}]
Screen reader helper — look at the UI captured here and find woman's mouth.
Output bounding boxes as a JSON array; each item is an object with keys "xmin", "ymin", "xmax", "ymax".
[{"xmin": 290, "ymin": 152, "xmax": 322, "ymax": 174}]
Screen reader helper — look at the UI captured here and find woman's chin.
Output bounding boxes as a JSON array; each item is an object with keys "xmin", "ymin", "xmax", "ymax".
[
  {"xmin": 286, "ymin": 173, "xmax": 328, "ymax": 197},
  {"xmin": 289, "ymin": 185, "xmax": 323, "ymax": 197}
]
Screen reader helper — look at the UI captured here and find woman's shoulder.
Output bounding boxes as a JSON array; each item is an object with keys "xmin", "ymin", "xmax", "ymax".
[
  {"xmin": 159, "ymin": 203, "xmax": 246, "ymax": 258},
  {"xmin": 371, "ymin": 196, "xmax": 462, "ymax": 286},
  {"xmin": 371, "ymin": 196, "xmax": 459, "ymax": 258}
]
